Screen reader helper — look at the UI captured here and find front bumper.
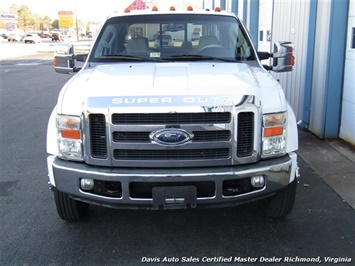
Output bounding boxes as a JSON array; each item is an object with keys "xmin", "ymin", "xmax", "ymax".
[{"xmin": 47, "ymin": 153, "xmax": 297, "ymax": 210}]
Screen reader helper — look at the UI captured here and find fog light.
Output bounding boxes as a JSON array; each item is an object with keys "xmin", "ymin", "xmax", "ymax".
[
  {"xmin": 251, "ymin": 176, "xmax": 265, "ymax": 188},
  {"xmin": 80, "ymin": 178, "xmax": 94, "ymax": 190}
]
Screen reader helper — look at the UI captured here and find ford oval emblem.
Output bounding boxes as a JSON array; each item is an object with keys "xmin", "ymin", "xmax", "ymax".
[{"xmin": 150, "ymin": 128, "xmax": 193, "ymax": 146}]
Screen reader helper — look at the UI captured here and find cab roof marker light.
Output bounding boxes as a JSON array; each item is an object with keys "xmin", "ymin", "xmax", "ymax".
[
  {"xmin": 214, "ymin": 7, "xmax": 221, "ymax": 12},
  {"xmin": 152, "ymin": 6, "xmax": 158, "ymax": 11},
  {"xmin": 187, "ymin": 6, "xmax": 193, "ymax": 11},
  {"xmin": 124, "ymin": 8, "xmax": 130, "ymax": 13},
  {"xmin": 169, "ymin": 6, "xmax": 176, "ymax": 11}
]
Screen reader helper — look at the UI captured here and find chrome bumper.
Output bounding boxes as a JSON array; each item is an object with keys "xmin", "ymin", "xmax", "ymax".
[{"xmin": 47, "ymin": 153, "xmax": 297, "ymax": 210}]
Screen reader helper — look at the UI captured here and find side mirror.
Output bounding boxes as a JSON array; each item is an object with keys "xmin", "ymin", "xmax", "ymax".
[
  {"xmin": 272, "ymin": 41, "xmax": 294, "ymax": 72},
  {"xmin": 54, "ymin": 43, "xmax": 88, "ymax": 74},
  {"xmin": 54, "ymin": 43, "xmax": 75, "ymax": 74},
  {"xmin": 257, "ymin": 41, "xmax": 294, "ymax": 72}
]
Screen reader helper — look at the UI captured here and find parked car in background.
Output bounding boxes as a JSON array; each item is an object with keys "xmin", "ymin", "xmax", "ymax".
[
  {"xmin": 23, "ymin": 34, "xmax": 42, "ymax": 44},
  {"xmin": 1, "ymin": 33, "xmax": 8, "ymax": 39},
  {"xmin": 52, "ymin": 33, "xmax": 64, "ymax": 42},
  {"xmin": 154, "ymin": 34, "xmax": 174, "ymax": 48},
  {"xmin": 39, "ymin": 33, "xmax": 51, "ymax": 39},
  {"xmin": 7, "ymin": 33, "xmax": 22, "ymax": 42},
  {"xmin": 191, "ymin": 31, "xmax": 201, "ymax": 41}
]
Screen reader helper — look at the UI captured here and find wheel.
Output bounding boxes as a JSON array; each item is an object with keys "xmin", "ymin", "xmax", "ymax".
[
  {"xmin": 262, "ymin": 178, "xmax": 297, "ymax": 218},
  {"xmin": 54, "ymin": 190, "xmax": 88, "ymax": 221}
]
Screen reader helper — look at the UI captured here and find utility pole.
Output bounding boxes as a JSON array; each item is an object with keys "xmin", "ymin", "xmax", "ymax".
[{"xmin": 75, "ymin": 3, "xmax": 79, "ymax": 41}]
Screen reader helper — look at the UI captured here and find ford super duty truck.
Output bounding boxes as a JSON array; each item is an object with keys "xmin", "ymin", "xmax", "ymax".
[{"xmin": 48, "ymin": 5, "xmax": 299, "ymax": 221}]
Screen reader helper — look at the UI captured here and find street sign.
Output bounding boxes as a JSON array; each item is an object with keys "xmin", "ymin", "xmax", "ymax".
[
  {"xmin": 58, "ymin": 11, "xmax": 74, "ymax": 27},
  {"xmin": 1, "ymin": 14, "xmax": 17, "ymax": 20}
]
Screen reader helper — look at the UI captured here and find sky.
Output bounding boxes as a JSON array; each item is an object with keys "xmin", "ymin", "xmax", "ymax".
[{"xmin": 1, "ymin": 0, "xmax": 206, "ymax": 22}]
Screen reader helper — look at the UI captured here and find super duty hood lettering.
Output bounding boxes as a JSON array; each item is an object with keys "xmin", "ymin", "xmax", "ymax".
[
  {"xmin": 110, "ymin": 95, "xmax": 248, "ymax": 106},
  {"xmin": 82, "ymin": 95, "xmax": 250, "ymax": 110}
]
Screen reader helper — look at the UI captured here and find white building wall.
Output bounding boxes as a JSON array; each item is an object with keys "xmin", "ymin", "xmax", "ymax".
[
  {"xmin": 340, "ymin": 0, "xmax": 355, "ymax": 145},
  {"xmin": 258, "ymin": 0, "xmax": 273, "ymax": 52},
  {"xmin": 271, "ymin": 0, "xmax": 310, "ymax": 120}
]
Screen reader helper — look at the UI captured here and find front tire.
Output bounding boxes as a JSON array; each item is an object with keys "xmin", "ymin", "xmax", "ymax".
[
  {"xmin": 262, "ymin": 178, "xmax": 297, "ymax": 218},
  {"xmin": 54, "ymin": 190, "xmax": 88, "ymax": 221}
]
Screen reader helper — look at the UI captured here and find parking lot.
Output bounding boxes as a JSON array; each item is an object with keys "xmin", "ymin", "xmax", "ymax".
[
  {"xmin": 0, "ymin": 47, "xmax": 354, "ymax": 265},
  {"xmin": 0, "ymin": 35, "xmax": 92, "ymax": 60}
]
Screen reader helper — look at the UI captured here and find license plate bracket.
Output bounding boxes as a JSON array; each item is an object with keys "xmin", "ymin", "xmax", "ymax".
[{"xmin": 152, "ymin": 186, "xmax": 197, "ymax": 210}]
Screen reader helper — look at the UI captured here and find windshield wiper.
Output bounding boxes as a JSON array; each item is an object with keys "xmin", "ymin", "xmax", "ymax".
[
  {"xmin": 161, "ymin": 54, "xmax": 237, "ymax": 62},
  {"xmin": 97, "ymin": 54, "xmax": 162, "ymax": 62}
]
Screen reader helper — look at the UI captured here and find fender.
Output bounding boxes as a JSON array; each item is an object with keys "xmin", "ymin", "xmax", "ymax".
[
  {"xmin": 47, "ymin": 107, "xmax": 58, "ymax": 156},
  {"xmin": 286, "ymin": 103, "xmax": 298, "ymax": 153}
]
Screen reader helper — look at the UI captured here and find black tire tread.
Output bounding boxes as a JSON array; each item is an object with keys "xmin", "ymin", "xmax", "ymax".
[
  {"xmin": 263, "ymin": 178, "xmax": 297, "ymax": 218},
  {"xmin": 54, "ymin": 190, "xmax": 88, "ymax": 221}
]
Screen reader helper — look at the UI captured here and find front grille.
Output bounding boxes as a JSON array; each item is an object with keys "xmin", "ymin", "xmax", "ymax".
[
  {"xmin": 88, "ymin": 110, "xmax": 255, "ymax": 166},
  {"xmin": 112, "ymin": 130, "xmax": 231, "ymax": 142},
  {"xmin": 113, "ymin": 131, "xmax": 149, "ymax": 142},
  {"xmin": 89, "ymin": 114, "xmax": 107, "ymax": 159},
  {"xmin": 237, "ymin": 112, "xmax": 254, "ymax": 157},
  {"xmin": 193, "ymin": 130, "xmax": 231, "ymax": 141},
  {"xmin": 112, "ymin": 112, "xmax": 231, "ymax": 124},
  {"xmin": 130, "ymin": 181, "xmax": 215, "ymax": 198},
  {"xmin": 114, "ymin": 148, "xmax": 230, "ymax": 160}
]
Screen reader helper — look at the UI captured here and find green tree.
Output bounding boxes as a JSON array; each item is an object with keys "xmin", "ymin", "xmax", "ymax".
[
  {"xmin": 17, "ymin": 5, "xmax": 33, "ymax": 31},
  {"xmin": 33, "ymin": 13, "xmax": 41, "ymax": 30},
  {"xmin": 43, "ymin": 16, "xmax": 52, "ymax": 30},
  {"xmin": 9, "ymin": 4, "xmax": 19, "ymax": 14},
  {"xmin": 52, "ymin": 19, "xmax": 59, "ymax": 29}
]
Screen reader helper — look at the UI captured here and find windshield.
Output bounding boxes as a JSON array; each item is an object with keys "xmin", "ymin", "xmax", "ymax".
[{"xmin": 90, "ymin": 14, "xmax": 256, "ymax": 62}]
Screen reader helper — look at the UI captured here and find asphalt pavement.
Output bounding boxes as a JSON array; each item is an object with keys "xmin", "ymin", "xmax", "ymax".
[
  {"xmin": 297, "ymin": 128, "xmax": 355, "ymax": 209},
  {"xmin": 0, "ymin": 37, "xmax": 92, "ymax": 60}
]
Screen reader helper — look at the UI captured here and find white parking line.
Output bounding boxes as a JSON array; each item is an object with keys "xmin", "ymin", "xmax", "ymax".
[{"xmin": 15, "ymin": 62, "xmax": 42, "ymax": 66}]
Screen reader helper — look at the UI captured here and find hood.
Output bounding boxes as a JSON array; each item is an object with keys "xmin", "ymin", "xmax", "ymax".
[{"xmin": 57, "ymin": 62, "xmax": 286, "ymax": 115}]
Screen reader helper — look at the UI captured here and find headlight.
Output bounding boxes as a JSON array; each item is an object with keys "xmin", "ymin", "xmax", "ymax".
[
  {"xmin": 56, "ymin": 115, "xmax": 83, "ymax": 161},
  {"xmin": 262, "ymin": 112, "xmax": 287, "ymax": 157}
]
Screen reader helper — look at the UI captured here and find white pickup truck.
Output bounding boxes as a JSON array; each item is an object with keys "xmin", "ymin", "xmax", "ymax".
[{"xmin": 48, "ymin": 5, "xmax": 299, "ymax": 221}]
